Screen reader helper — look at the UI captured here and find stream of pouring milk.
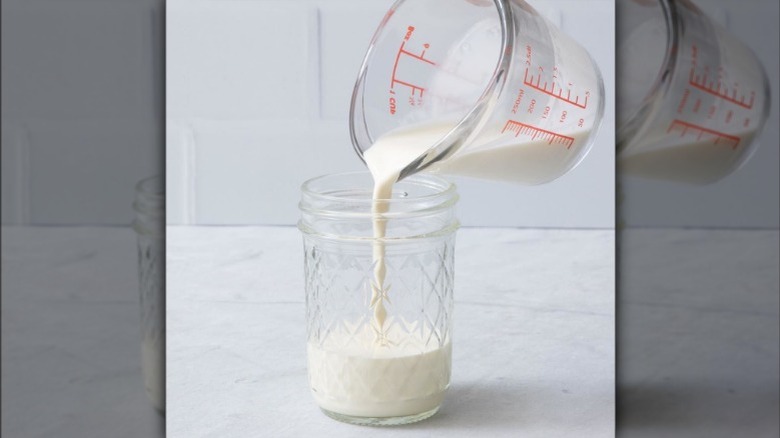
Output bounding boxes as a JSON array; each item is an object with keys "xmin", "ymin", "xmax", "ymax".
[
  {"xmin": 307, "ymin": 125, "xmax": 455, "ymax": 418},
  {"xmin": 362, "ymin": 125, "xmax": 454, "ymax": 343}
]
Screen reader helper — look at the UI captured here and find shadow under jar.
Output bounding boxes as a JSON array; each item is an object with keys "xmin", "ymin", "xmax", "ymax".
[{"xmin": 299, "ymin": 172, "xmax": 459, "ymax": 426}]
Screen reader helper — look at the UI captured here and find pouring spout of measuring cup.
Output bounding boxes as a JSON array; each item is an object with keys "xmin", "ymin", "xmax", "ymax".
[
  {"xmin": 349, "ymin": 0, "xmax": 513, "ymax": 182},
  {"xmin": 350, "ymin": 0, "xmax": 605, "ymax": 185}
]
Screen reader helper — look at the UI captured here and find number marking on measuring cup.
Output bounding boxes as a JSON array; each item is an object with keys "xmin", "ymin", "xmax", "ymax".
[
  {"xmin": 502, "ymin": 119, "xmax": 575, "ymax": 149},
  {"xmin": 389, "ymin": 26, "xmax": 435, "ymax": 101},
  {"xmin": 688, "ymin": 44, "xmax": 755, "ymax": 110},
  {"xmin": 688, "ymin": 68, "xmax": 755, "ymax": 110},
  {"xmin": 523, "ymin": 67, "xmax": 590, "ymax": 109},
  {"xmin": 667, "ymin": 119, "xmax": 741, "ymax": 149},
  {"xmin": 523, "ymin": 45, "xmax": 591, "ymax": 109}
]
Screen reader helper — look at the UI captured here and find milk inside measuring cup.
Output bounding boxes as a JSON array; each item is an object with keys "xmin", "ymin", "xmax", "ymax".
[
  {"xmin": 617, "ymin": 0, "xmax": 769, "ymax": 183},
  {"xmin": 365, "ymin": 122, "xmax": 594, "ymax": 187}
]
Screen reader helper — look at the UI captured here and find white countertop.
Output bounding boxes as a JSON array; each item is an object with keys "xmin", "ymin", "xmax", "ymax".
[
  {"xmin": 167, "ymin": 226, "xmax": 616, "ymax": 437},
  {"xmin": 5, "ymin": 226, "xmax": 773, "ymax": 436},
  {"xmin": 1, "ymin": 226, "xmax": 164, "ymax": 438}
]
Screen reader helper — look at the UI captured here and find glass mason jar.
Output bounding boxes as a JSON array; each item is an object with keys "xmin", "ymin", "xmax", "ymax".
[
  {"xmin": 132, "ymin": 176, "xmax": 165, "ymax": 412},
  {"xmin": 299, "ymin": 172, "xmax": 459, "ymax": 426}
]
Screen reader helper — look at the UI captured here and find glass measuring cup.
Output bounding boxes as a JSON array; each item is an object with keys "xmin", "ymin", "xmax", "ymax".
[
  {"xmin": 617, "ymin": 0, "xmax": 771, "ymax": 183},
  {"xmin": 350, "ymin": 0, "xmax": 604, "ymax": 184}
]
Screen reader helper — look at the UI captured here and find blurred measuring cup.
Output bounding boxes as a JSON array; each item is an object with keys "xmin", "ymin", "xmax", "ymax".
[
  {"xmin": 350, "ymin": 0, "xmax": 605, "ymax": 184},
  {"xmin": 617, "ymin": 0, "xmax": 771, "ymax": 183}
]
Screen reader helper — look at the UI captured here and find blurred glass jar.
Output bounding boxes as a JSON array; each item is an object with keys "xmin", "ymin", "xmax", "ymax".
[
  {"xmin": 132, "ymin": 176, "xmax": 165, "ymax": 412},
  {"xmin": 298, "ymin": 172, "xmax": 459, "ymax": 426}
]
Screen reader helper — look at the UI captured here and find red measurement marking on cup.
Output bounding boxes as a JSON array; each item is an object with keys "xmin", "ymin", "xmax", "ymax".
[
  {"xmin": 502, "ymin": 119, "xmax": 574, "ymax": 149},
  {"xmin": 667, "ymin": 119, "xmax": 740, "ymax": 149},
  {"xmin": 688, "ymin": 68, "xmax": 755, "ymax": 109},
  {"xmin": 390, "ymin": 26, "xmax": 435, "ymax": 97},
  {"xmin": 523, "ymin": 68, "xmax": 589, "ymax": 109}
]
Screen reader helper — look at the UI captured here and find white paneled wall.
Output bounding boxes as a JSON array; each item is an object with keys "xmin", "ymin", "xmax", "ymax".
[
  {"xmin": 166, "ymin": 0, "xmax": 616, "ymax": 228},
  {"xmin": 4, "ymin": 0, "xmax": 775, "ymax": 228},
  {"xmin": 1, "ymin": 0, "xmax": 162, "ymax": 225}
]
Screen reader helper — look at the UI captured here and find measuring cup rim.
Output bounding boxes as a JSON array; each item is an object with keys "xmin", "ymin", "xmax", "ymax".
[{"xmin": 349, "ymin": 0, "xmax": 515, "ymax": 177}]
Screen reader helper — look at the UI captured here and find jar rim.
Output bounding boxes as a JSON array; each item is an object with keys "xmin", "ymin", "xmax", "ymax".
[
  {"xmin": 300, "ymin": 171, "xmax": 456, "ymax": 205},
  {"xmin": 299, "ymin": 172, "xmax": 459, "ymax": 241}
]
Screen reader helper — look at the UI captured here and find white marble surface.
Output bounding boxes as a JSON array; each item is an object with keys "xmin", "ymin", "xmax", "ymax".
[
  {"xmin": 167, "ymin": 226, "xmax": 616, "ymax": 437},
  {"xmin": 1, "ymin": 226, "xmax": 164, "ymax": 438}
]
